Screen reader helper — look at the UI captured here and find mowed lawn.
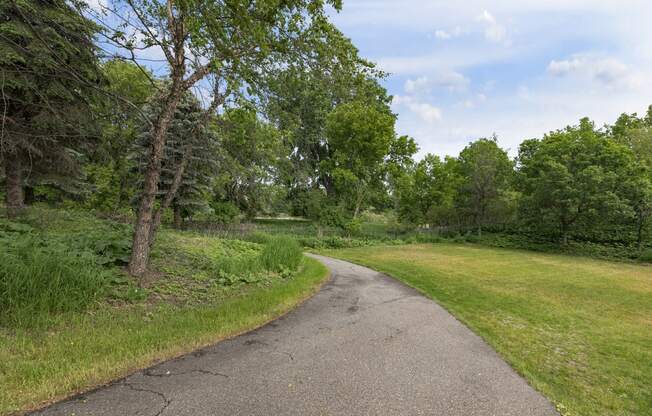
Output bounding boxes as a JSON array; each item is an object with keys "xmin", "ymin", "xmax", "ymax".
[{"xmin": 323, "ymin": 243, "xmax": 652, "ymax": 416}]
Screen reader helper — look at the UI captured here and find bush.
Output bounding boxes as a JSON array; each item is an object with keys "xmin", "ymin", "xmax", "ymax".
[
  {"xmin": 209, "ymin": 201, "xmax": 241, "ymax": 224},
  {"xmin": 0, "ymin": 235, "xmax": 109, "ymax": 326},
  {"xmin": 245, "ymin": 231, "xmax": 272, "ymax": 244},
  {"xmin": 260, "ymin": 235, "xmax": 303, "ymax": 273},
  {"xmin": 637, "ymin": 248, "xmax": 652, "ymax": 263}
]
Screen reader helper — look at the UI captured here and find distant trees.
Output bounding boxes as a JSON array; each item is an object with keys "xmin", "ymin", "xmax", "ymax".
[
  {"xmin": 392, "ymin": 116, "xmax": 652, "ymax": 249},
  {"xmin": 517, "ymin": 118, "xmax": 636, "ymax": 245},
  {"xmin": 394, "ymin": 137, "xmax": 513, "ymax": 234},
  {"xmin": 0, "ymin": 0, "xmax": 102, "ymax": 217}
]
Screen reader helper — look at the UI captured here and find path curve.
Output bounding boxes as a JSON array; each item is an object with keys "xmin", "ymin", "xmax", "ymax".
[{"xmin": 34, "ymin": 254, "xmax": 558, "ymax": 416}]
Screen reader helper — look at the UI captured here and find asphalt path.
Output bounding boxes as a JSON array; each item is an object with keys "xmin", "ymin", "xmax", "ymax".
[{"xmin": 34, "ymin": 254, "xmax": 558, "ymax": 416}]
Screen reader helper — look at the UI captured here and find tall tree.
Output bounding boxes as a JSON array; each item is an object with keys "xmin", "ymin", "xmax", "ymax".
[
  {"xmin": 95, "ymin": 0, "xmax": 342, "ymax": 276},
  {"xmin": 456, "ymin": 137, "xmax": 513, "ymax": 235},
  {"xmin": 263, "ymin": 21, "xmax": 390, "ymax": 203},
  {"xmin": 394, "ymin": 154, "xmax": 460, "ymax": 227},
  {"xmin": 86, "ymin": 60, "xmax": 153, "ymax": 212},
  {"xmin": 324, "ymin": 101, "xmax": 396, "ymax": 218},
  {"xmin": 212, "ymin": 108, "xmax": 284, "ymax": 219},
  {"xmin": 517, "ymin": 118, "xmax": 634, "ymax": 245},
  {"xmin": 0, "ymin": 0, "xmax": 101, "ymax": 217}
]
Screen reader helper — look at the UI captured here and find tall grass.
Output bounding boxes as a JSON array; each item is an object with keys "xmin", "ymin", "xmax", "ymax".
[
  {"xmin": 0, "ymin": 235, "xmax": 108, "ymax": 327},
  {"xmin": 260, "ymin": 235, "xmax": 303, "ymax": 272}
]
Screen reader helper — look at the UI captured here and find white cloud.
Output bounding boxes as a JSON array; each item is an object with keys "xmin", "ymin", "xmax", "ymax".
[
  {"xmin": 433, "ymin": 27, "xmax": 463, "ymax": 40},
  {"xmin": 393, "ymin": 95, "xmax": 442, "ymax": 123},
  {"xmin": 404, "ymin": 71, "xmax": 470, "ymax": 93},
  {"xmin": 404, "ymin": 76, "xmax": 430, "ymax": 93},
  {"xmin": 547, "ymin": 54, "xmax": 641, "ymax": 89},
  {"xmin": 434, "ymin": 30, "xmax": 452, "ymax": 40},
  {"xmin": 477, "ymin": 10, "xmax": 508, "ymax": 43}
]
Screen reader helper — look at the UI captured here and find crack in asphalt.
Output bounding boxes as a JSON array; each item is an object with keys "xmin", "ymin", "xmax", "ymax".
[
  {"xmin": 144, "ymin": 368, "xmax": 229, "ymax": 379},
  {"xmin": 120, "ymin": 382, "xmax": 171, "ymax": 416},
  {"xmin": 243, "ymin": 338, "xmax": 294, "ymax": 361}
]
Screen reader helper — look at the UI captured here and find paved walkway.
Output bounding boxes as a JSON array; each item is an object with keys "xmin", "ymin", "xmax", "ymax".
[{"xmin": 34, "ymin": 254, "xmax": 558, "ymax": 416}]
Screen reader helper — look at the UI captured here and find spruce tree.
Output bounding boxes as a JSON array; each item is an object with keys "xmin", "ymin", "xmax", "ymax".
[{"xmin": 0, "ymin": 0, "xmax": 101, "ymax": 217}]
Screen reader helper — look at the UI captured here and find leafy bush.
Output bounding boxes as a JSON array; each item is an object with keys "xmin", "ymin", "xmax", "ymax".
[
  {"xmin": 0, "ymin": 235, "xmax": 109, "ymax": 326},
  {"xmin": 209, "ymin": 201, "xmax": 241, "ymax": 224},
  {"xmin": 260, "ymin": 235, "xmax": 303, "ymax": 272},
  {"xmin": 637, "ymin": 248, "xmax": 652, "ymax": 263}
]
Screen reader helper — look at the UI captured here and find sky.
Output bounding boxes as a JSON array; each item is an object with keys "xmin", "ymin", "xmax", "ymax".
[{"xmin": 328, "ymin": 1, "xmax": 652, "ymax": 158}]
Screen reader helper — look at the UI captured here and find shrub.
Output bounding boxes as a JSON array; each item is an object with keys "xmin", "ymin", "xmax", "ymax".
[
  {"xmin": 638, "ymin": 248, "xmax": 652, "ymax": 263},
  {"xmin": 0, "ymin": 235, "xmax": 109, "ymax": 326},
  {"xmin": 245, "ymin": 231, "xmax": 272, "ymax": 244},
  {"xmin": 260, "ymin": 236, "xmax": 303, "ymax": 272},
  {"xmin": 210, "ymin": 201, "xmax": 241, "ymax": 224}
]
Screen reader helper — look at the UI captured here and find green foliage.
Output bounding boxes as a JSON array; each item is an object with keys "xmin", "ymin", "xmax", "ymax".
[
  {"xmin": 209, "ymin": 201, "xmax": 241, "ymax": 224},
  {"xmin": 1, "ymin": 0, "xmax": 103, "ymax": 210},
  {"xmin": 456, "ymin": 136, "xmax": 515, "ymax": 233},
  {"xmin": 0, "ymin": 234, "xmax": 109, "ymax": 327},
  {"xmin": 260, "ymin": 236, "xmax": 303, "ymax": 273},
  {"xmin": 324, "ymin": 101, "xmax": 397, "ymax": 216},
  {"xmin": 211, "ymin": 108, "xmax": 286, "ymax": 219},
  {"xmin": 517, "ymin": 118, "xmax": 637, "ymax": 244},
  {"xmin": 245, "ymin": 231, "xmax": 272, "ymax": 244},
  {"xmin": 638, "ymin": 248, "xmax": 652, "ymax": 263}
]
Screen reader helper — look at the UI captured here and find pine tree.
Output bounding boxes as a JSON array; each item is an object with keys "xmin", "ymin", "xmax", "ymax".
[
  {"xmin": 0, "ymin": 0, "xmax": 102, "ymax": 217},
  {"xmin": 134, "ymin": 91, "xmax": 217, "ymax": 230}
]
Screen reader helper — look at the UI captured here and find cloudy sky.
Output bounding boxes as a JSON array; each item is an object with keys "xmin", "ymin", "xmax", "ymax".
[{"xmin": 328, "ymin": 1, "xmax": 652, "ymax": 158}]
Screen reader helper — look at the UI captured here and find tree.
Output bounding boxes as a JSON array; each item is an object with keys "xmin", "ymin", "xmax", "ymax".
[
  {"xmin": 517, "ymin": 118, "xmax": 634, "ymax": 245},
  {"xmin": 94, "ymin": 0, "xmax": 342, "ymax": 276},
  {"xmin": 86, "ymin": 60, "xmax": 153, "ymax": 212},
  {"xmin": 456, "ymin": 137, "xmax": 513, "ymax": 235},
  {"xmin": 263, "ymin": 21, "xmax": 390, "ymax": 205},
  {"xmin": 134, "ymin": 91, "xmax": 217, "ymax": 231},
  {"xmin": 212, "ymin": 108, "xmax": 284, "ymax": 219},
  {"xmin": 394, "ymin": 154, "xmax": 460, "ymax": 227},
  {"xmin": 0, "ymin": 0, "xmax": 102, "ymax": 217},
  {"xmin": 609, "ymin": 108, "xmax": 652, "ymax": 248},
  {"xmin": 324, "ymin": 101, "xmax": 396, "ymax": 218}
]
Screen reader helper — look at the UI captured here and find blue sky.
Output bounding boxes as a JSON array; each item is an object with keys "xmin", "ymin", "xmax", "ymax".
[{"xmin": 328, "ymin": 1, "xmax": 652, "ymax": 158}]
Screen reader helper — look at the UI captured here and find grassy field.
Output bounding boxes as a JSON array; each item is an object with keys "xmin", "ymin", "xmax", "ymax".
[
  {"xmin": 0, "ymin": 209, "xmax": 329, "ymax": 415},
  {"xmin": 322, "ymin": 243, "xmax": 652, "ymax": 416}
]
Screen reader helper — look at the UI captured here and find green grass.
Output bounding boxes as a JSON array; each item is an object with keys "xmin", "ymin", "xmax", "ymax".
[
  {"xmin": 322, "ymin": 243, "xmax": 652, "ymax": 416},
  {"xmin": 0, "ymin": 257, "xmax": 328, "ymax": 415},
  {"xmin": 0, "ymin": 208, "xmax": 330, "ymax": 415},
  {"xmin": 0, "ymin": 235, "xmax": 109, "ymax": 327}
]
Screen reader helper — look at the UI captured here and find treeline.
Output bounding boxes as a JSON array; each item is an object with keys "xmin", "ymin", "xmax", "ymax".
[
  {"xmin": 394, "ymin": 114, "xmax": 652, "ymax": 249},
  {"xmin": 2, "ymin": 0, "xmax": 651, "ymax": 281}
]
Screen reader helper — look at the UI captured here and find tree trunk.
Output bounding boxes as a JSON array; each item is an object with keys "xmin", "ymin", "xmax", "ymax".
[
  {"xmin": 636, "ymin": 214, "xmax": 644, "ymax": 250},
  {"xmin": 5, "ymin": 154, "xmax": 24, "ymax": 219},
  {"xmin": 148, "ymin": 149, "xmax": 191, "ymax": 248},
  {"xmin": 24, "ymin": 186, "xmax": 35, "ymax": 205},
  {"xmin": 128, "ymin": 84, "xmax": 184, "ymax": 277},
  {"xmin": 173, "ymin": 204, "xmax": 182, "ymax": 229},
  {"xmin": 353, "ymin": 183, "xmax": 364, "ymax": 219}
]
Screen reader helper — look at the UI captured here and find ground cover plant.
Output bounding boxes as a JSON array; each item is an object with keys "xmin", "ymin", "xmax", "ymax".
[
  {"xmin": 323, "ymin": 243, "xmax": 652, "ymax": 416},
  {"xmin": 0, "ymin": 207, "xmax": 329, "ymax": 414}
]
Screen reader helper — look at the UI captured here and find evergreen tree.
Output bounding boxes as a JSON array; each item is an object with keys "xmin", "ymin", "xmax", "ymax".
[
  {"xmin": 134, "ymin": 91, "xmax": 217, "ymax": 230},
  {"xmin": 0, "ymin": 0, "xmax": 101, "ymax": 217}
]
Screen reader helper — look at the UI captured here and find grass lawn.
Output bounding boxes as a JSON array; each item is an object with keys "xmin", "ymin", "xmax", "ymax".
[
  {"xmin": 0, "ymin": 209, "xmax": 329, "ymax": 415},
  {"xmin": 322, "ymin": 243, "xmax": 652, "ymax": 416}
]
